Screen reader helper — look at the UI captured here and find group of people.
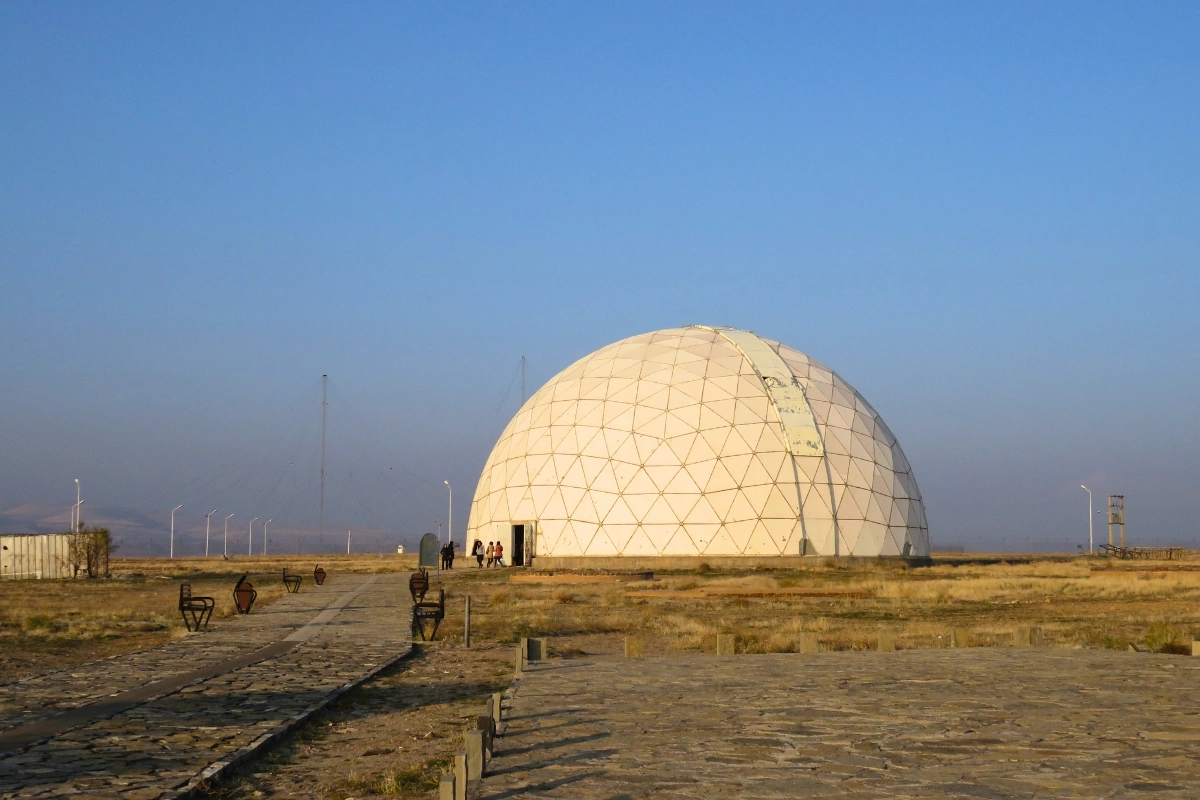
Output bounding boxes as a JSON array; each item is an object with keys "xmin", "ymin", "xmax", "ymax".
[
  {"xmin": 471, "ymin": 539, "xmax": 505, "ymax": 568},
  {"xmin": 439, "ymin": 539, "xmax": 506, "ymax": 569}
]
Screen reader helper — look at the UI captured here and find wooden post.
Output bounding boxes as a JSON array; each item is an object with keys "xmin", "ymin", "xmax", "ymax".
[
  {"xmin": 877, "ymin": 632, "xmax": 896, "ymax": 652},
  {"xmin": 439, "ymin": 774, "xmax": 455, "ymax": 800},
  {"xmin": 454, "ymin": 753, "xmax": 466, "ymax": 800},
  {"xmin": 716, "ymin": 634, "xmax": 736, "ymax": 655}
]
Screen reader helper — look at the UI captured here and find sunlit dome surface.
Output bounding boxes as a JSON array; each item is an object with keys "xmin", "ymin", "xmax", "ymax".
[{"xmin": 467, "ymin": 326, "xmax": 929, "ymax": 559}]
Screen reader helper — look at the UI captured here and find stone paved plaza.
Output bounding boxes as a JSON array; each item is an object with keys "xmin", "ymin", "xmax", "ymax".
[
  {"xmin": 486, "ymin": 649, "xmax": 1200, "ymax": 798},
  {"xmin": 0, "ymin": 573, "xmax": 411, "ymax": 799}
]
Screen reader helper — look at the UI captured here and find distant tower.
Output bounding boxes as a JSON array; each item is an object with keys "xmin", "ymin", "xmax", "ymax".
[{"xmin": 1108, "ymin": 495, "xmax": 1125, "ymax": 549}]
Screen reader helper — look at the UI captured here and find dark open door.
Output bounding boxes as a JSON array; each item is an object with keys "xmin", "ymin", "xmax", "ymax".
[{"xmin": 511, "ymin": 524, "xmax": 525, "ymax": 566}]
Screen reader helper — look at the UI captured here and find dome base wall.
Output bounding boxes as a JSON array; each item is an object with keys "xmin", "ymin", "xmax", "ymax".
[{"xmin": 529, "ymin": 555, "xmax": 933, "ymax": 571}]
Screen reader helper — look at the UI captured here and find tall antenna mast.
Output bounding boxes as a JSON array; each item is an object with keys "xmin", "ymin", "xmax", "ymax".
[
  {"xmin": 520, "ymin": 355, "xmax": 526, "ymax": 404},
  {"xmin": 319, "ymin": 374, "xmax": 327, "ymax": 553}
]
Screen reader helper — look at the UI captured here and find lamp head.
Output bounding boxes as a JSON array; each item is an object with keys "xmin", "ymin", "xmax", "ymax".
[{"xmin": 174, "ymin": 504, "xmax": 183, "ymax": 511}]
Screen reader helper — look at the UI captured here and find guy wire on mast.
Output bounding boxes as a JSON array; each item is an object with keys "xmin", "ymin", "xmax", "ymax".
[{"xmin": 319, "ymin": 374, "xmax": 327, "ymax": 553}]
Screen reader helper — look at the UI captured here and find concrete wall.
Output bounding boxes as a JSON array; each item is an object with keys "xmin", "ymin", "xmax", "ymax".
[
  {"xmin": 0, "ymin": 533, "xmax": 75, "ymax": 580},
  {"xmin": 529, "ymin": 555, "xmax": 931, "ymax": 571}
]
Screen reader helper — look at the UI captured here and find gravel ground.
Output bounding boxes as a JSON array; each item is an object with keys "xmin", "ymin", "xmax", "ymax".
[{"xmin": 200, "ymin": 641, "xmax": 517, "ymax": 800}]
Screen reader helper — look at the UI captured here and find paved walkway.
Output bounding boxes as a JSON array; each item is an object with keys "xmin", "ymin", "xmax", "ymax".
[
  {"xmin": 0, "ymin": 573, "xmax": 412, "ymax": 799},
  {"xmin": 486, "ymin": 649, "xmax": 1200, "ymax": 798}
]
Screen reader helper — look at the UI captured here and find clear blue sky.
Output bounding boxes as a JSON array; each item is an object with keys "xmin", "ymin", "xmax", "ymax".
[{"xmin": 2, "ymin": 2, "xmax": 1197, "ymax": 551}]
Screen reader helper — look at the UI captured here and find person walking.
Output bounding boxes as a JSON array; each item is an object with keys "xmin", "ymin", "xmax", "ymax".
[
  {"xmin": 486, "ymin": 541, "xmax": 494, "ymax": 568},
  {"xmin": 493, "ymin": 541, "xmax": 506, "ymax": 568},
  {"xmin": 447, "ymin": 540, "xmax": 456, "ymax": 569},
  {"xmin": 472, "ymin": 539, "xmax": 484, "ymax": 568},
  {"xmin": 439, "ymin": 542, "xmax": 450, "ymax": 570}
]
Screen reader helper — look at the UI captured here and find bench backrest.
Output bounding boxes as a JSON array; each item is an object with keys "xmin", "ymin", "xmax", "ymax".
[{"xmin": 180, "ymin": 583, "xmax": 192, "ymax": 601}]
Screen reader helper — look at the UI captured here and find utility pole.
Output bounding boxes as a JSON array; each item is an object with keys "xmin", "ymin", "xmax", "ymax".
[
  {"xmin": 170, "ymin": 505, "xmax": 183, "ymax": 559},
  {"xmin": 73, "ymin": 479, "xmax": 81, "ymax": 533},
  {"xmin": 205, "ymin": 509, "xmax": 217, "ymax": 558},
  {"xmin": 347, "ymin": 528, "xmax": 352, "ymax": 554},
  {"xmin": 319, "ymin": 374, "xmax": 327, "ymax": 553},
  {"xmin": 224, "ymin": 513, "xmax": 234, "ymax": 558},
  {"xmin": 1080, "ymin": 485, "xmax": 1093, "ymax": 554},
  {"xmin": 263, "ymin": 520, "xmax": 272, "ymax": 555}
]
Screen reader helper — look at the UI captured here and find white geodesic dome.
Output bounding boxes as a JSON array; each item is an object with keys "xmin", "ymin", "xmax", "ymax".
[{"xmin": 467, "ymin": 326, "xmax": 929, "ymax": 559}]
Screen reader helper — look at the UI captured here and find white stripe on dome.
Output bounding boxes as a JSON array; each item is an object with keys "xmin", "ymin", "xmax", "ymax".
[{"xmin": 696, "ymin": 326, "xmax": 825, "ymax": 458}]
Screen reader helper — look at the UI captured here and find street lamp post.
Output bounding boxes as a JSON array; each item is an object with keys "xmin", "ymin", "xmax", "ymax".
[
  {"xmin": 170, "ymin": 505, "xmax": 183, "ymax": 559},
  {"xmin": 224, "ymin": 514, "xmax": 234, "ymax": 558},
  {"xmin": 205, "ymin": 510, "xmax": 217, "ymax": 558},
  {"xmin": 444, "ymin": 479, "xmax": 453, "ymax": 551},
  {"xmin": 263, "ymin": 520, "xmax": 272, "ymax": 555},
  {"xmin": 249, "ymin": 518, "xmax": 258, "ymax": 557},
  {"xmin": 1080, "ymin": 485, "xmax": 1094, "ymax": 554},
  {"xmin": 73, "ymin": 479, "xmax": 81, "ymax": 532}
]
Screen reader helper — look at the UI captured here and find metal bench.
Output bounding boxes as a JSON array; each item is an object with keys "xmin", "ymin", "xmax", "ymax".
[
  {"xmin": 409, "ymin": 569, "xmax": 430, "ymax": 603},
  {"xmin": 233, "ymin": 572, "xmax": 257, "ymax": 614},
  {"xmin": 412, "ymin": 587, "xmax": 445, "ymax": 641},
  {"xmin": 179, "ymin": 583, "xmax": 214, "ymax": 631},
  {"xmin": 314, "ymin": 564, "xmax": 327, "ymax": 585},
  {"xmin": 282, "ymin": 567, "xmax": 302, "ymax": 593}
]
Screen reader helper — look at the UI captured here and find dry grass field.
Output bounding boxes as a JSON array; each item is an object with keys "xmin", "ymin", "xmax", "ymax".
[
  {"xmin": 443, "ymin": 554, "xmax": 1200, "ymax": 657},
  {"xmin": 5, "ymin": 552, "xmax": 1200, "ymax": 682},
  {"xmin": 0, "ymin": 553, "xmax": 416, "ymax": 678}
]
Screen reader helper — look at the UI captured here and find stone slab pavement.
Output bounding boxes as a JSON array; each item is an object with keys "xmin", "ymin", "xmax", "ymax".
[
  {"xmin": 484, "ymin": 648, "xmax": 1200, "ymax": 798},
  {"xmin": 0, "ymin": 572, "xmax": 413, "ymax": 799}
]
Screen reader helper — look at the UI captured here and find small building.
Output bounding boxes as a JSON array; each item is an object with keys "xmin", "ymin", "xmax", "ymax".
[{"xmin": 0, "ymin": 533, "xmax": 75, "ymax": 580}]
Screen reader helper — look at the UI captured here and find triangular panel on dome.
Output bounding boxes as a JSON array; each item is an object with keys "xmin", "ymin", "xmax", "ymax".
[
  {"xmin": 823, "ymin": 426, "xmax": 853, "ymax": 456},
  {"xmin": 583, "ymin": 527, "xmax": 618, "ymax": 556},
  {"xmin": 641, "ymin": 523, "xmax": 678, "ymax": 552},
  {"xmin": 624, "ymin": 527, "xmax": 660, "ymax": 556},
  {"xmin": 733, "ymin": 397, "xmax": 769, "ymax": 425},
  {"xmin": 852, "ymin": 521, "xmax": 887, "ymax": 556},
  {"xmin": 610, "ymin": 435, "xmax": 641, "ymax": 467},
  {"xmin": 845, "ymin": 458, "xmax": 872, "ymax": 491},
  {"xmin": 850, "ymin": 432, "xmax": 875, "ymax": 462},
  {"xmin": 871, "ymin": 465, "xmax": 895, "ymax": 497},
  {"xmin": 660, "ymin": 528, "xmax": 700, "ymax": 555},
  {"xmin": 838, "ymin": 516, "xmax": 864, "ymax": 554},
  {"xmin": 644, "ymin": 465, "xmax": 681, "ymax": 493},
  {"xmin": 570, "ymin": 490, "xmax": 600, "ymax": 524},
  {"xmin": 682, "ymin": 522, "xmax": 720, "ymax": 551},
  {"xmin": 704, "ymin": 459, "xmax": 738, "ymax": 493},
  {"xmin": 724, "ymin": 518, "xmax": 756, "ymax": 552},
  {"xmin": 669, "ymin": 379, "xmax": 705, "ymax": 406},
  {"xmin": 804, "ymin": 517, "xmax": 836, "ymax": 555},
  {"xmin": 607, "ymin": 523, "xmax": 638, "ymax": 553},
  {"xmin": 740, "ymin": 454, "xmax": 774, "ymax": 489},
  {"xmin": 576, "ymin": 400, "xmax": 605, "ymax": 427},
  {"xmin": 740, "ymin": 482, "xmax": 772, "ymax": 511},
  {"xmin": 745, "ymin": 520, "xmax": 782, "ymax": 556},
  {"xmin": 685, "ymin": 431, "xmax": 718, "ymax": 464},
  {"xmin": 703, "ymin": 488, "xmax": 738, "ymax": 520},
  {"xmin": 603, "ymin": 495, "xmax": 638, "ymax": 526},
  {"xmin": 762, "ymin": 485, "xmax": 798, "ymax": 519},
  {"xmin": 865, "ymin": 493, "xmax": 890, "ymax": 525},
  {"xmin": 635, "ymin": 381, "xmax": 670, "ymax": 409},
  {"xmin": 560, "ymin": 484, "xmax": 587, "ymax": 516},
  {"xmin": 613, "ymin": 462, "xmax": 639, "ymax": 492},
  {"xmin": 530, "ymin": 456, "xmax": 559, "ymax": 487},
  {"xmin": 703, "ymin": 526, "xmax": 740, "ymax": 555},
  {"xmin": 623, "ymin": 468, "xmax": 659, "ymax": 497},
  {"xmin": 791, "ymin": 454, "xmax": 824, "ymax": 483},
  {"xmin": 882, "ymin": 527, "xmax": 905, "ymax": 556},
  {"xmin": 663, "ymin": 491, "xmax": 700, "ymax": 520},
  {"xmin": 643, "ymin": 495, "xmax": 678, "ymax": 526},
  {"xmin": 623, "ymin": 491, "xmax": 657, "ymax": 523},
  {"xmin": 851, "ymin": 411, "xmax": 875, "ymax": 438},
  {"xmin": 533, "ymin": 486, "xmax": 567, "ymax": 520},
  {"xmin": 578, "ymin": 455, "xmax": 608, "ymax": 484},
  {"xmin": 703, "ymin": 398, "xmax": 737, "ymax": 427},
  {"xmin": 590, "ymin": 489, "xmax": 620, "ymax": 520},
  {"xmin": 666, "ymin": 431, "xmax": 698, "ymax": 463},
  {"xmin": 668, "ymin": 403, "xmax": 702, "ymax": 432},
  {"xmin": 664, "ymin": 411, "xmax": 698, "ymax": 440},
  {"xmin": 762, "ymin": 517, "xmax": 799, "ymax": 549},
  {"xmin": 579, "ymin": 378, "xmax": 609, "ymax": 400},
  {"xmin": 725, "ymin": 490, "xmax": 759, "ymax": 523},
  {"xmin": 664, "ymin": 467, "xmax": 702, "ymax": 495},
  {"xmin": 825, "ymin": 453, "xmax": 852, "ymax": 483},
  {"xmin": 718, "ymin": 427, "xmax": 754, "ymax": 459},
  {"xmin": 644, "ymin": 440, "xmax": 682, "ymax": 467},
  {"xmin": 552, "ymin": 452, "xmax": 578, "ymax": 481},
  {"xmin": 720, "ymin": 453, "xmax": 754, "ymax": 485}
]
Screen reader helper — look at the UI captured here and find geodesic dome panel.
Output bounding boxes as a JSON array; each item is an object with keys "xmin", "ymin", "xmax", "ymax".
[{"xmin": 467, "ymin": 326, "xmax": 928, "ymax": 558}]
